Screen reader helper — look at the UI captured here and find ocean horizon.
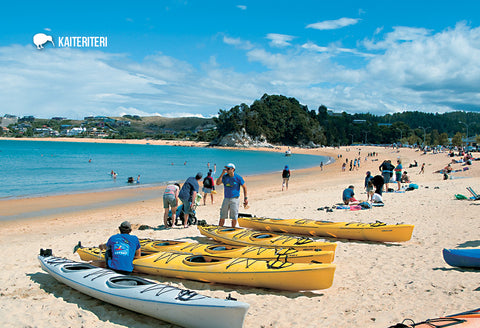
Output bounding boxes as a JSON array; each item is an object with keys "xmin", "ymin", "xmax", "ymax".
[{"xmin": 0, "ymin": 139, "xmax": 332, "ymax": 199}]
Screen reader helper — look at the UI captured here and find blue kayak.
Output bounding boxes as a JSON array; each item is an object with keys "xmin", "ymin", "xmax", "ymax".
[{"xmin": 443, "ymin": 248, "xmax": 480, "ymax": 268}]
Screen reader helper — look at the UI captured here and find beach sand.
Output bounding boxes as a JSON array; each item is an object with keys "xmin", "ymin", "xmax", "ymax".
[{"xmin": 0, "ymin": 140, "xmax": 478, "ymax": 328}]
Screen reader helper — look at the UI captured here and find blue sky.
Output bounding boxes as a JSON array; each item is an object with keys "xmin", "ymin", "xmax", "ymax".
[{"xmin": 1, "ymin": 0, "xmax": 480, "ymax": 119}]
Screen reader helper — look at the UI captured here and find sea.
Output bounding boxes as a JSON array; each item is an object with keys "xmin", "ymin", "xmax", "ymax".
[{"xmin": 0, "ymin": 139, "xmax": 332, "ymax": 199}]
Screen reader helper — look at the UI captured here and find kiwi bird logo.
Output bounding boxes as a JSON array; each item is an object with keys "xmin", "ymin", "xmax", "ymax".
[{"xmin": 33, "ymin": 33, "xmax": 55, "ymax": 49}]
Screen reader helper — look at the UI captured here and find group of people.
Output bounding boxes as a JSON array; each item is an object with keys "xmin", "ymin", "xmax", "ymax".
[{"xmin": 161, "ymin": 163, "xmax": 248, "ymax": 229}]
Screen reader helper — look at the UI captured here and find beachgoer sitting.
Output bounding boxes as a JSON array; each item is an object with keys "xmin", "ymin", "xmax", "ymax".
[
  {"xmin": 101, "ymin": 221, "xmax": 141, "ymax": 275},
  {"xmin": 342, "ymin": 185, "xmax": 358, "ymax": 205},
  {"xmin": 401, "ymin": 171, "xmax": 410, "ymax": 183}
]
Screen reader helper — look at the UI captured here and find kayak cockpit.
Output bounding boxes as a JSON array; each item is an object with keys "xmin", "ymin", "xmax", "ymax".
[
  {"xmin": 61, "ymin": 263, "xmax": 97, "ymax": 272},
  {"xmin": 107, "ymin": 276, "xmax": 154, "ymax": 287}
]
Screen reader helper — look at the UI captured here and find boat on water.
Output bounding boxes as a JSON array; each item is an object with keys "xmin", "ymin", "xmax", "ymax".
[
  {"xmin": 38, "ymin": 249, "xmax": 249, "ymax": 328},
  {"xmin": 238, "ymin": 215, "xmax": 414, "ymax": 243}
]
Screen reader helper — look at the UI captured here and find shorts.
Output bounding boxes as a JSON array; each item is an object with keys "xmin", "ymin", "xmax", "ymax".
[
  {"xmin": 203, "ymin": 187, "xmax": 212, "ymax": 194},
  {"xmin": 366, "ymin": 186, "xmax": 373, "ymax": 192},
  {"xmin": 220, "ymin": 197, "xmax": 240, "ymax": 220},
  {"xmin": 395, "ymin": 173, "xmax": 402, "ymax": 182},
  {"xmin": 180, "ymin": 198, "xmax": 194, "ymax": 215},
  {"xmin": 382, "ymin": 172, "xmax": 391, "ymax": 183},
  {"xmin": 163, "ymin": 194, "xmax": 177, "ymax": 209}
]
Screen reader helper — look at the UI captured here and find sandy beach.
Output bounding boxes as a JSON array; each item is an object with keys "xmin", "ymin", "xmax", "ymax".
[{"xmin": 0, "ymin": 139, "xmax": 479, "ymax": 328}]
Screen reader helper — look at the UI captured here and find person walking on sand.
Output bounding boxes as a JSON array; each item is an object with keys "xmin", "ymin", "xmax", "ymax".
[
  {"xmin": 419, "ymin": 163, "xmax": 425, "ymax": 174},
  {"xmin": 101, "ymin": 221, "xmax": 141, "ymax": 275},
  {"xmin": 163, "ymin": 183, "xmax": 180, "ymax": 228},
  {"xmin": 202, "ymin": 170, "xmax": 215, "ymax": 205},
  {"xmin": 216, "ymin": 163, "xmax": 248, "ymax": 228},
  {"xmin": 282, "ymin": 165, "xmax": 290, "ymax": 191},
  {"xmin": 178, "ymin": 172, "xmax": 202, "ymax": 228}
]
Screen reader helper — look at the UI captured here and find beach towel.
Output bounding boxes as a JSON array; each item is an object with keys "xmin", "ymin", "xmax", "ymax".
[
  {"xmin": 371, "ymin": 202, "xmax": 385, "ymax": 207},
  {"xmin": 350, "ymin": 205, "xmax": 362, "ymax": 211}
]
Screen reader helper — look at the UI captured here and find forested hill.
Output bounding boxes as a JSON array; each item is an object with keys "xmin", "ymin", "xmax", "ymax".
[{"xmin": 213, "ymin": 94, "xmax": 480, "ymax": 146}]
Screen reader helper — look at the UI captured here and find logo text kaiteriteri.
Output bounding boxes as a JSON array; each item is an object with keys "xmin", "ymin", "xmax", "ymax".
[{"xmin": 58, "ymin": 36, "xmax": 108, "ymax": 48}]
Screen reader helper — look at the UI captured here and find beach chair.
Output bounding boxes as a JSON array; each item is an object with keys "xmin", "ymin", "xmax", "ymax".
[{"xmin": 466, "ymin": 187, "xmax": 480, "ymax": 200}]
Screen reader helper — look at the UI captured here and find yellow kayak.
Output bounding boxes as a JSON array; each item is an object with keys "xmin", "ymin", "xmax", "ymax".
[
  {"xmin": 197, "ymin": 225, "xmax": 336, "ymax": 252},
  {"xmin": 133, "ymin": 251, "xmax": 336, "ymax": 291},
  {"xmin": 238, "ymin": 216, "xmax": 414, "ymax": 242},
  {"xmin": 75, "ymin": 240, "xmax": 335, "ymax": 264}
]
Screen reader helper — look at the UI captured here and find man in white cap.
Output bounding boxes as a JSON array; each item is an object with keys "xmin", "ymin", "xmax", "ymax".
[{"xmin": 216, "ymin": 163, "xmax": 248, "ymax": 227}]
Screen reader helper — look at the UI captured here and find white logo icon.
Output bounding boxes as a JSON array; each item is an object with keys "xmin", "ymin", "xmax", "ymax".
[{"xmin": 33, "ymin": 33, "xmax": 55, "ymax": 49}]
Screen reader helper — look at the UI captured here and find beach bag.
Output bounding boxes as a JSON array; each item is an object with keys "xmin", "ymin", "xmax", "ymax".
[
  {"xmin": 408, "ymin": 183, "xmax": 418, "ymax": 189},
  {"xmin": 359, "ymin": 202, "xmax": 372, "ymax": 209},
  {"xmin": 203, "ymin": 176, "xmax": 212, "ymax": 188}
]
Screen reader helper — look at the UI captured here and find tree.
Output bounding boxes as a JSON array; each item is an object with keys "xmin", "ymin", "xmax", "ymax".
[{"xmin": 451, "ymin": 132, "xmax": 464, "ymax": 147}]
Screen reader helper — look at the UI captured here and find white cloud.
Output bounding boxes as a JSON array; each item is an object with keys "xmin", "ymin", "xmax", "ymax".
[
  {"xmin": 307, "ymin": 18, "xmax": 360, "ymax": 30},
  {"xmin": 236, "ymin": 5, "xmax": 247, "ymax": 10},
  {"xmin": 2, "ymin": 22, "xmax": 480, "ymax": 120},
  {"xmin": 266, "ymin": 33, "xmax": 295, "ymax": 48},
  {"xmin": 222, "ymin": 35, "xmax": 254, "ymax": 49}
]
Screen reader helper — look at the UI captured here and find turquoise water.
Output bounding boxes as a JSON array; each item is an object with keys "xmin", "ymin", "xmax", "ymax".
[{"xmin": 0, "ymin": 140, "xmax": 332, "ymax": 199}]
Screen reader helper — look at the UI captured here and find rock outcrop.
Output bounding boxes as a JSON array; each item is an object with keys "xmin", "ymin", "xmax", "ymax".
[{"xmin": 212, "ymin": 128, "xmax": 275, "ymax": 148}]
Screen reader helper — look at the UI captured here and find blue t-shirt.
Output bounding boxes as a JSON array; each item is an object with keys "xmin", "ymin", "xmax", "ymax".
[
  {"xmin": 342, "ymin": 188, "xmax": 355, "ymax": 201},
  {"xmin": 106, "ymin": 233, "xmax": 140, "ymax": 272},
  {"xmin": 178, "ymin": 177, "xmax": 199, "ymax": 202},
  {"xmin": 222, "ymin": 173, "xmax": 244, "ymax": 198}
]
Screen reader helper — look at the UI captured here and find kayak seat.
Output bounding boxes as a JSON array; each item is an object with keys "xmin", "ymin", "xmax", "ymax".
[
  {"xmin": 188, "ymin": 256, "xmax": 221, "ymax": 263},
  {"xmin": 63, "ymin": 263, "xmax": 96, "ymax": 271},
  {"xmin": 109, "ymin": 277, "xmax": 153, "ymax": 287},
  {"xmin": 255, "ymin": 234, "xmax": 273, "ymax": 239},
  {"xmin": 189, "ymin": 256, "xmax": 207, "ymax": 263},
  {"xmin": 211, "ymin": 246, "xmax": 227, "ymax": 251}
]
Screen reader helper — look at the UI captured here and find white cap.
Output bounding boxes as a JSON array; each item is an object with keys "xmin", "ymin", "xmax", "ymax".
[{"xmin": 225, "ymin": 163, "xmax": 236, "ymax": 169}]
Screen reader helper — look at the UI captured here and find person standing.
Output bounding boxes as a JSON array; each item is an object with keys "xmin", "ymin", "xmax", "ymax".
[
  {"xmin": 202, "ymin": 170, "xmax": 215, "ymax": 205},
  {"xmin": 282, "ymin": 165, "xmax": 290, "ymax": 191},
  {"xmin": 379, "ymin": 160, "xmax": 394, "ymax": 191},
  {"xmin": 364, "ymin": 171, "xmax": 373, "ymax": 201},
  {"xmin": 103, "ymin": 221, "xmax": 141, "ymax": 274},
  {"xmin": 178, "ymin": 172, "xmax": 202, "ymax": 228},
  {"xmin": 394, "ymin": 159, "xmax": 403, "ymax": 191},
  {"xmin": 163, "ymin": 183, "xmax": 180, "ymax": 228},
  {"xmin": 216, "ymin": 163, "xmax": 248, "ymax": 227}
]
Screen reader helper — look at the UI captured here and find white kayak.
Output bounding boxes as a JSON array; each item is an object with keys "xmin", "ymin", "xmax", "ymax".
[{"xmin": 38, "ymin": 249, "xmax": 249, "ymax": 328}]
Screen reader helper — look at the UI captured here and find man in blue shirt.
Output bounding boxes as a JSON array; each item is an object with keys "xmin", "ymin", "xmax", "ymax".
[
  {"xmin": 216, "ymin": 163, "xmax": 248, "ymax": 227},
  {"xmin": 105, "ymin": 221, "xmax": 141, "ymax": 274},
  {"xmin": 178, "ymin": 172, "xmax": 202, "ymax": 228},
  {"xmin": 342, "ymin": 185, "xmax": 357, "ymax": 205}
]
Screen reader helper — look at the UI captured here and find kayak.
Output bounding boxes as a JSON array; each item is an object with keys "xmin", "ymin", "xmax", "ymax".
[
  {"xmin": 443, "ymin": 248, "xmax": 480, "ymax": 268},
  {"xmin": 75, "ymin": 240, "xmax": 335, "ymax": 264},
  {"xmin": 38, "ymin": 249, "xmax": 249, "ymax": 328},
  {"xmin": 197, "ymin": 225, "xmax": 336, "ymax": 252},
  {"xmin": 237, "ymin": 216, "xmax": 414, "ymax": 242},
  {"xmin": 389, "ymin": 308, "xmax": 480, "ymax": 327},
  {"xmin": 133, "ymin": 251, "xmax": 336, "ymax": 291}
]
